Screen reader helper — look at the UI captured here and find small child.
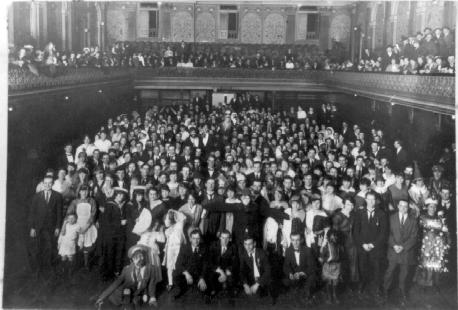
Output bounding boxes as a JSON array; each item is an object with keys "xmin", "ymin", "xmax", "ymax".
[
  {"xmin": 57, "ymin": 213, "xmax": 80, "ymax": 276},
  {"xmin": 320, "ymin": 229, "xmax": 342, "ymax": 304}
]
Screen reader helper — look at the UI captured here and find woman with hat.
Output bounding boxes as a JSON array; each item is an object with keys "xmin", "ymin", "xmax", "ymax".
[
  {"xmin": 96, "ymin": 244, "xmax": 159, "ymax": 308},
  {"xmin": 415, "ymin": 199, "xmax": 450, "ymax": 290},
  {"xmin": 66, "ymin": 184, "xmax": 97, "ymax": 269}
]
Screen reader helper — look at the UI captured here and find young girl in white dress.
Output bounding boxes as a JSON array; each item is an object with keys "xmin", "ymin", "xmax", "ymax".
[{"xmin": 58, "ymin": 213, "xmax": 80, "ymax": 277}]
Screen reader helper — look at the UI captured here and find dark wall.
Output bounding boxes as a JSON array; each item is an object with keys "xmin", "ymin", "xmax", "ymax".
[{"xmin": 8, "ymin": 82, "xmax": 136, "ymax": 188}]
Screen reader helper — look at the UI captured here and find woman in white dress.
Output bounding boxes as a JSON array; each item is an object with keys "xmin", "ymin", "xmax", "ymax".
[
  {"xmin": 66, "ymin": 184, "xmax": 98, "ymax": 269},
  {"xmin": 137, "ymin": 219, "xmax": 165, "ymax": 286},
  {"xmin": 162, "ymin": 209, "xmax": 186, "ymax": 290}
]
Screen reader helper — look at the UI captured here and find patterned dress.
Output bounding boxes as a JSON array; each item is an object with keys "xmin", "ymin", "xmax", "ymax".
[{"xmin": 416, "ymin": 214, "xmax": 450, "ymax": 286}]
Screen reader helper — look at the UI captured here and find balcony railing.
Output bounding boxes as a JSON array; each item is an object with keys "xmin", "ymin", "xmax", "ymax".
[{"xmin": 8, "ymin": 66, "xmax": 455, "ymax": 114}]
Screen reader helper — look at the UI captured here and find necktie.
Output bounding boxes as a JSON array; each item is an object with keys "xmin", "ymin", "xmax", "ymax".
[
  {"xmin": 250, "ymin": 253, "xmax": 255, "ymax": 270},
  {"xmin": 401, "ymin": 215, "xmax": 405, "ymax": 226},
  {"xmin": 369, "ymin": 211, "xmax": 374, "ymax": 221},
  {"xmin": 194, "ymin": 247, "xmax": 198, "ymax": 254},
  {"xmin": 45, "ymin": 191, "xmax": 50, "ymax": 203},
  {"xmin": 222, "ymin": 247, "xmax": 226, "ymax": 255}
]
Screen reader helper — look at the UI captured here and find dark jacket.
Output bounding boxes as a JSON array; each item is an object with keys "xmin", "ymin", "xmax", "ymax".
[
  {"xmin": 29, "ymin": 190, "xmax": 63, "ymax": 232},
  {"xmin": 387, "ymin": 213, "xmax": 418, "ymax": 265},
  {"xmin": 283, "ymin": 245, "xmax": 317, "ymax": 277},
  {"xmin": 208, "ymin": 241, "xmax": 238, "ymax": 274},
  {"xmin": 240, "ymin": 248, "xmax": 271, "ymax": 287},
  {"xmin": 174, "ymin": 243, "xmax": 209, "ymax": 278},
  {"xmin": 353, "ymin": 208, "xmax": 388, "ymax": 255}
]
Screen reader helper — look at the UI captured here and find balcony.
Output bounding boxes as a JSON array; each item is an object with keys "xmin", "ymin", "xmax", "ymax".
[{"xmin": 8, "ymin": 66, "xmax": 455, "ymax": 115}]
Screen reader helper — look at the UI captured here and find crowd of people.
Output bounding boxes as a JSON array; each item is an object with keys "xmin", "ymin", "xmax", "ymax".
[
  {"xmin": 9, "ymin": 25, "xmax": 455, "ymax": 79},
  {"xmin": 29, "ymin": 95, "xmax": 454, "ymax": 309},
  {"xmin": 336, "ymin": 26, "xmax": 455, "ymax": 74}
]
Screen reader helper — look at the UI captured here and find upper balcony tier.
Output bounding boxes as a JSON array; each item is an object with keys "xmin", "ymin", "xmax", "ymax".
[{"xmin": 9, "ymin": 67, "xmax": 455, "ymax": 115}]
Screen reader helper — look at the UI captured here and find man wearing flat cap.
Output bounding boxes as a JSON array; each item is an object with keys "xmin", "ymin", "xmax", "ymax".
[{"xmin": 96, "ymin": 244, "xmax": 159, "ymax": 308}]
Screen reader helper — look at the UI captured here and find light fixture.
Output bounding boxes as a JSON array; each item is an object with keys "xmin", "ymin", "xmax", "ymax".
[
  {"xmin": 84, "ymin": 28, "xmax": 88, "ymax": 32},
  {"xmin": 98, "ymin": 89, "xmax": 103, "ymax": 93},
  {"xmin": 452, "ymin": 115, "xmax": 456, "ymax": 120},
  {"xmin": 157, "ymin": 1, "xmax": 162, "ymax": 5},
  {"xmin": 65, "ymin": 96, "xmax": 69, "ymax": 100},
  {"xmin": 8, "ymin": 106, "xmax": 13, "ymax": 112},
  {"xmin": 354, "ymin": 94, "xmax": 357, "ymax": 97},
  {"xmin": 100, "ymin": 22, "xmax": 104, "ymax": 26},
  {"xmin": 391, "ymin": 102, "xmax": 395, "ymax": 106}
]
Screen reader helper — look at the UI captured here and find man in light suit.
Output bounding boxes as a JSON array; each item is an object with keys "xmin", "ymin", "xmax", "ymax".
[
  {"xmin": 96, "ymin": 245, "xmax": 159, "ymax": 308},
  {"xmin": 28, "ymin": 174, "xmax": 63, "ymax": 274},
  {"xmin": 383, "ymin": 200, "xmax": 418, "ymax": 306}
]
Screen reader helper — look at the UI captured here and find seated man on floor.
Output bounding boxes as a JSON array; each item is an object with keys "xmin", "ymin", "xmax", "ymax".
[
  {"xmin": 95, "ymin": 245, "xmax": 159, "ymax": 309},
  {"xmin": 172, "ymin": 229, "xmax": 210, "ymax": 301},
  {"xmin": 239, "ymin": 232, "xmax": 274, "ymax": 302},
  {"xmin": 208, "ymin": 229, "xmax": 239, "ymax": 297},
  {"xmin": 283, "ymin": 232, "xmax": 318, "ymax": 304}
]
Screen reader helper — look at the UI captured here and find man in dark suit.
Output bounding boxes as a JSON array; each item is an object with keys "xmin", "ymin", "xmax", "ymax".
[
  {"xmin": 383, "ymin": 200, "xmax": 418, "ymax": 305},
  {"xmin": 283, "ymin": 233, "xmax": 317, "ymax": 301},
  {"xmin": 28, "ymin": 175, "xmax": 63, "ymax": 274},
  {"xmin": 246, "ymin": 161, "xmax": 265, "ymax": 187},
  {"xmin": 393, "ymin": 140, "xmax": 409, "ymax": 172},
  {"xmin": 239, "ymin": 234, "xmax": 273, "ymax": 301},
  {"xmin": 353, "ymin": 191, "xmax": 388, "ymax": 295},
  {"xmin": 58, "ymin": 143, "xmax": 75, "ymax": 168},
  {"xmin": 207, "ymin": 230, "xmax": 239, "ymax": 296},
  {"xmin": 173, "ymin": 229, "xmax": 210, "ymax": 300}
]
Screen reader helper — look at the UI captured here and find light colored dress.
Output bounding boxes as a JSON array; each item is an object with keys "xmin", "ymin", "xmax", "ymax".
[
  {"xmin": 162, "ymin": 210, "xmax": 186, "ymax": 271},
  {"xmin": 68, "ymin": 198, "xmax": 98, "ymax": 248},
  {"xmin": 137, "ymin": 231, "xmax": 166, "ymax": 283},
  {"xmin": 58, "ymin": 222, "xmax": 80, "ymax": 257}
]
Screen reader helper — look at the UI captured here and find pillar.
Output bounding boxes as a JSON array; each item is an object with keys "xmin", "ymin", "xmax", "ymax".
[
  {"xmin": 67, "ymin": 3, "xmax": 72, "ymax": 50},
  {"xmin": 61, "ymin": 2, "xmax": 67, "ymax": 50},
  {"xmin": 30, "ymin": 1, "xmax": 40, "ymax": 46},
  {"xmin": 391, "ymin": 2, "xmax": 398, "ymax": 44},
  {"xmin": 7, "ymin": 4, "xmax": 14, "ymax": 46},
  {"xmin": 349, "ymin": 6, "xmax": 357, "ymax": 62},
  {"xmin": 369, "ymin": 3, "xmax": 377, "ymax": 50}
]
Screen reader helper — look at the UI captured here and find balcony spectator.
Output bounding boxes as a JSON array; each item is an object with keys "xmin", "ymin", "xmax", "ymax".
[
  {"xmin": 381, "ymin": 46, "xmax": 397, "ymax": 70},
  {"xmin": 420, "ymin": 33, "xmax": 438, "ymax": 57},
  {"xmin": 442, "ymin": 27, "xmax": 454, "ymax": 57},
  {"xmin": 385, "ymin": 58, "xmax": 401, "ymax": 73}
]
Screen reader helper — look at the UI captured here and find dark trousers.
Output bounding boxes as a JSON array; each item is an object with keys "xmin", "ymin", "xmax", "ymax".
[
  {"xmin": 173, "ymin": 272, "xmax": 209, "ymax": 297},
  {"xmin": 282, "ymin": 274, "xmax": 316, "ymax": 297},
  {"xmin": 113, "ymin": 234, "xmax": 126, "ymax": 274},
  {"xmin": 383, "ymin": 261, "xmax": 409, "ymax": 295},
  {"xmin": 98, "ymin": 234, "xmax": 114, "ymax": 278},
  {"xmin": 358, "ymin": 250, "xmax": 383, "ymax": 291},
  {"xmin": 208, "ymin": 271, "xmax": 234, "ymax": 294},
  {"xmin": 28, "ymin": 229, "xmax": 55, "ymax": 273}
]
